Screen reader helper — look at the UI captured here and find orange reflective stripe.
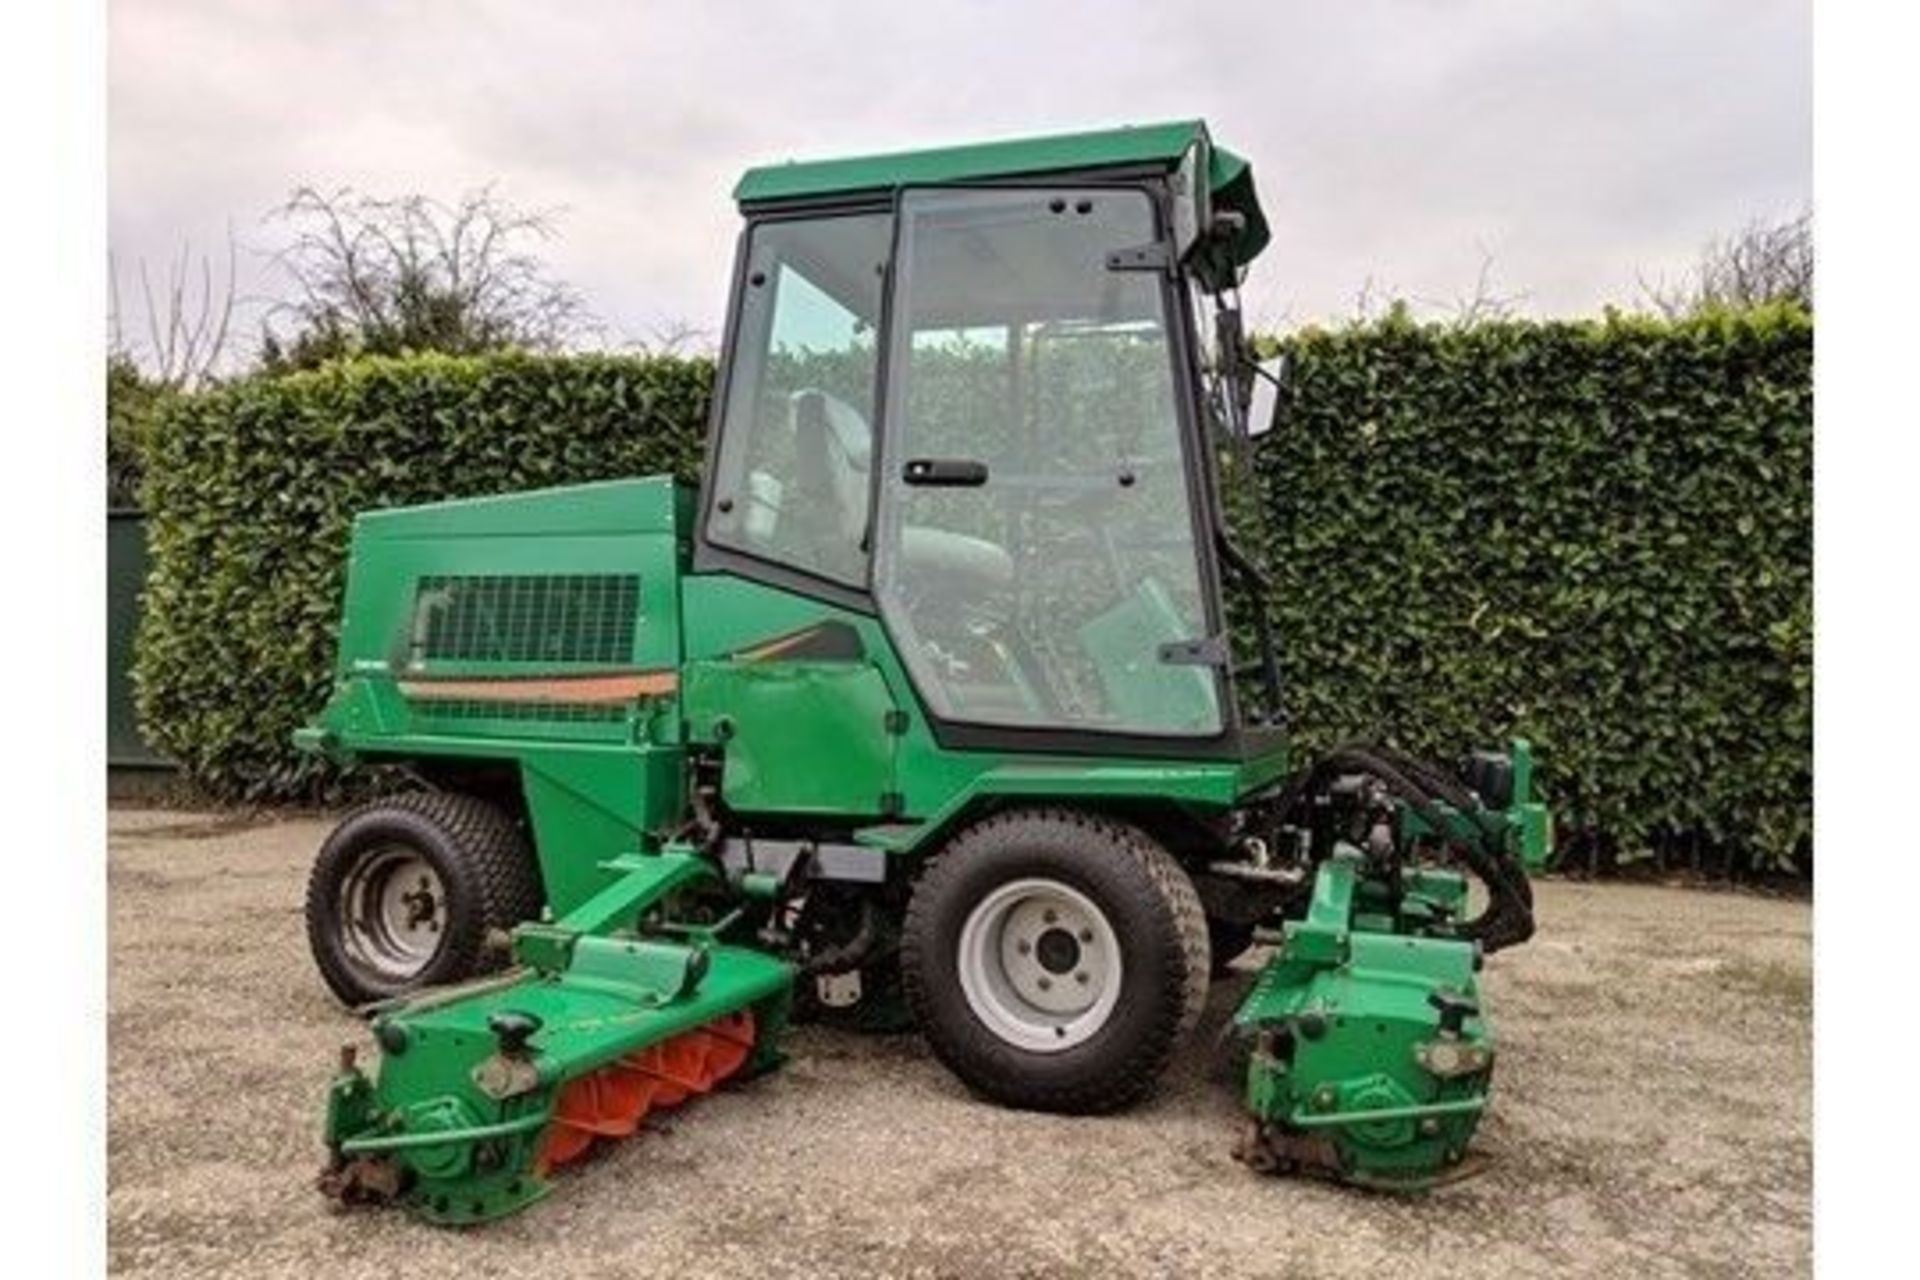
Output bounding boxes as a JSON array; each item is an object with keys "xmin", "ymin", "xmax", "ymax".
[{"xmin": 398, "ymin": 670, "xmax": 677, "ymax": 704}]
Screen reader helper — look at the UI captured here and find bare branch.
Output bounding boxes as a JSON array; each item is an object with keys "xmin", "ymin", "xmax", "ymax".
[
  {"xmin": 258, "ymin": 185, "xmax": 589, "ymax": 369},
  {"xmin": 112, "ymin": 229, "xmax": 242, "ymax": 388},
  {"xmin": 137, "ymin": 258, "xmax": 165, "ymax": 378},
  {"xmin": 639, "ymin": 319, "xmax": 711, "ymax": 356},
  {"xmin": 1640, "ymin": 209, "xmax": 1813, "ymax": 315},
  {"xmin": 1421, "ymin": 244, "xmax": 1528, "ymax": 327}
]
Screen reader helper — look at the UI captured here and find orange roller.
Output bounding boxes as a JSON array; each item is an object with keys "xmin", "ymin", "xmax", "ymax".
[
  {"xmin": 534, "ymin": 1119, "xmax": 595, "ymax": 1172},
  {"xmin": 704, "ymin": 1010, "xmax": 756, "ymax": 1080},
  {"xmin": 591, "ymin": 1065, "xmax": 662, "ymax": 1136},
  {"xmin": 534, "ymin": 1008, "xmax": 758, "ymax": 1177},
  {"xmin": 651, "ymin": 1033, "xmax": 715, "ymax": 1097}
]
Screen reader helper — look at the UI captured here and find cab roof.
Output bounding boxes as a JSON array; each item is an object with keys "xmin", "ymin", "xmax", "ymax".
[{"xmin": 733, "ymin": 119, "xmax": 1269, "ymax": 272}]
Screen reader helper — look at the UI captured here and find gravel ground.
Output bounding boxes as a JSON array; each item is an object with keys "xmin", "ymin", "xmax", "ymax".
[{"xmin": 107, "ymin": 808, "xmax": 1811, "ymax": 1279}]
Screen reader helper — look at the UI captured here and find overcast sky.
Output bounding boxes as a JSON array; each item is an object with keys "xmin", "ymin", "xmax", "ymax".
[{"xmin": 110, "ymin": 0, "xmax": 1810, "ymax": 364}]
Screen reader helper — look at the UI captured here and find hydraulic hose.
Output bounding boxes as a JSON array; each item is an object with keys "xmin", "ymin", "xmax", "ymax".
[
  {"xmin": 1269, "ymin": 742, "xmax": 1535, "ymax": 953},
  {"xmin": 1355, "ymin": 741, "xmax": 1535, "ymax": 908}
]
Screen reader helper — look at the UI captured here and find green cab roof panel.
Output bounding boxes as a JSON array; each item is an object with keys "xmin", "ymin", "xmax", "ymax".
[{"xmin": 734, "ymin": 119, "xmax": 1268, "ymax": 270}]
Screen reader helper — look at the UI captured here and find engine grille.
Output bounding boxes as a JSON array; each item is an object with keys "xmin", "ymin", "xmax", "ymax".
[{"xmin": 408, "ymin": 573, "xmax": 640, "ymax": 667}]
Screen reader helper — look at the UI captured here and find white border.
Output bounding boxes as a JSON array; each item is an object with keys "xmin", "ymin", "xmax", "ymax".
[
  {"xmin": 1814, "ymin": 6, "xmax": 1920, "ymax": 1273},
  {"xmin": 0, "ymin": 0, "xmax": 107, "ymax": 1270}
]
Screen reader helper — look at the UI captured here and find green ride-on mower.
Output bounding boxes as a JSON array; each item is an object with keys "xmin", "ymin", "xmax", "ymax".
[{"xmin": 296, "ymin": 121, "xmax": 1550, "ymax": 1224}]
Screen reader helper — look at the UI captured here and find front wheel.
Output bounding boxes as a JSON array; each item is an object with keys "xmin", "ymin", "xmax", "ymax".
[{"xmin": 902, "ymin": 808, "xmax": 1210, "ymax": 1114}]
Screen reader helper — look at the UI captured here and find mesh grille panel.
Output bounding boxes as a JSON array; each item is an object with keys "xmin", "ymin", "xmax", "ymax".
[
  {"xmin": 410, "ymin": 574, "xmax": 640, "ymax": 666},
  {"xmin": 410, "ymin": 699, "xmax": 629, "ymax": 725}
]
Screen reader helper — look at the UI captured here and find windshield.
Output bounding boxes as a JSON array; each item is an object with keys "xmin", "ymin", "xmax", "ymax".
[{"xmin": 872, "ymin": 187, "xmax": 1223, "ymax": 737}]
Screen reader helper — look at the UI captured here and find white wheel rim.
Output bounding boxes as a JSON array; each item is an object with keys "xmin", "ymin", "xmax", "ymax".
[
  {"xmin": 339, "ymin": 844, "xmax": 447, "ymax": 980},
  {"xmin": 957, "ymin": 877, "xmax": 1123, "ymax": 1053}
]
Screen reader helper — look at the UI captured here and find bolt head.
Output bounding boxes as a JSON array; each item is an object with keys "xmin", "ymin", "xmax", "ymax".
[
  {"xmin": 1037, "ymin": 976, "xmax": 1052, "ymax": 991},
  {"xmin": 373, "ymin": 1019, "xmax": 409, "ymax": 1056}
]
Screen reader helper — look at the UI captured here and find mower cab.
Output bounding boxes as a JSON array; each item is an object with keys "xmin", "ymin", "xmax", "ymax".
[
  {"xmin": 704, "ymin": 125, "xmax": 1278, "ymax": 752},
  {"xmin": 297, "ymin": 121, "xmax": 1546, "ymax": 1222}
]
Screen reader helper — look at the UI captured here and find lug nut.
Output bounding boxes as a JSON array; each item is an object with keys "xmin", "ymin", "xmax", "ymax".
[
  {"xmin": 1016, "ymin": 939, "xmax": 1032, "ymax": 955},
  {"xmin": 1037, "ymin": 977, "xmax": 1052, "ymax": 991},
  {"xmin": 1043, "ymin": 909, "xmax": 1058, "ymax": 924},
  {"xmin": 1075, "ymin": 971, "xmax": 1090, "ymax": 985},
  {"xmin": 1078, "ymin": 928, "xmax": 1093, "ymax": 943}
]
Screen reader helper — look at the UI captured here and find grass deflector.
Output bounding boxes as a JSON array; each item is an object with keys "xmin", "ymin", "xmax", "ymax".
[{"xmin": 295, "ymin": 120, "xmax": 1549, "ymax": 1223}]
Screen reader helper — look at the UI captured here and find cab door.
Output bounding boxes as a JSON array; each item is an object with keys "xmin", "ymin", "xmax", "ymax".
[{"xmin": 872, "ymin": 186, "xmax": 1224, "ymax": 741}]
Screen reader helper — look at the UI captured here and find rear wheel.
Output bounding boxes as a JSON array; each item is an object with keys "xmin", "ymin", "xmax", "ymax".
[
  {"xmin": 305, "ymin": 791, "xmax": 543, "ymax": 1007},
  {"xmin": 902, "ymin": 808, "xmax": 1209, "ymax": 1114}
]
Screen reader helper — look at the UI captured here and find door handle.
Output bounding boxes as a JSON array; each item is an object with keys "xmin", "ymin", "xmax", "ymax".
[{"xmin": 902, "ymin": 458, "xmax": 989, "ymax": 487}]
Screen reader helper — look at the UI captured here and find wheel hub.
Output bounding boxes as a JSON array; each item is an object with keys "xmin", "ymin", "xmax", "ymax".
[
  {"xmin": 339, "ymin": 844, "xmax": 447, "ymax": 981},
  {"xmin": 1034, "ymin": 928, "xmax": 1081, "ymax": 974},
  {"xmin": 958, "ymin": 878, "xmax": 1123, "ymax": 1053}
]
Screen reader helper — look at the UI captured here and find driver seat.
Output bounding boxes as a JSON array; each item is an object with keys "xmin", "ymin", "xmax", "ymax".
[
  {"xmin": 791, "ymin": 389, "xmax": 873, "ymax": 552},
  {"xmin": 789, "ymin": 388, "xmax": 1013, "ymax": 598}
]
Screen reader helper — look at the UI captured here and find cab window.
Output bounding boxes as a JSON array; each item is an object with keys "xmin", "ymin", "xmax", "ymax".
[{"xmin": 706, "ymin": 213, "xmax": 891, "ymax": 586}]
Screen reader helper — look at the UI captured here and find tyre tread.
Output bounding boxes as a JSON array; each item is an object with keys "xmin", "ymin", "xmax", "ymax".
[{"xmin": 902, "ymin": 806, "xmax": 1210, "ymax": 1115}]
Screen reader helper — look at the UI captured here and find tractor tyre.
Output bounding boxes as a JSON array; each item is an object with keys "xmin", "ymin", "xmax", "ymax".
[
  {"xmin": 901, "ymin": 807, "xmax": 1210, "ymax": 1114},
  {"xmin": 305, "ymin": 791, "xmax": 543, "ymax": 1008}
]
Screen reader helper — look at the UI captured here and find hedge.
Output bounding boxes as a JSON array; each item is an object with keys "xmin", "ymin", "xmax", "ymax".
[
  {"xmin": 1252, "ymin": 305, "xmax": 1811, "ymax": 868},
  {"xmin": 134, "ymin": 351, "xmax": 712, "ymax": 796},
  {"xmin": 134, "ymin": 309, "xmax": 1811, "ymax": 867},
  {"xmin": 108, "ymin": 356, "xmax": 170, "ymax": 508}
]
